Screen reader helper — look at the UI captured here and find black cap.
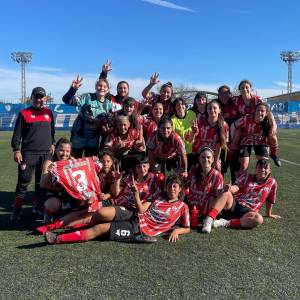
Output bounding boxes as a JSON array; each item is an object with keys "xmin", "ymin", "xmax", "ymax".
[{"xmin": 31, "ymin": 87, "xmax": 46, "ymax": 97}]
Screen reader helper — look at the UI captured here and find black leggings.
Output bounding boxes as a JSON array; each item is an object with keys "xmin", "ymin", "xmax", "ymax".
[{"xmin": 72, "ymin": 147, "xmax": 98, "ymax": 158}]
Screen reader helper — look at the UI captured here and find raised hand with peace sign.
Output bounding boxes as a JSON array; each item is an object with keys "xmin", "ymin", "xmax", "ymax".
[
  {"xmin": 71, "ymin": 75, "xmax": 83, "ymax": 90},
  {"xmin": 102, "ymin": 59, "xmax": 112, "ymax": 73},
  {"xmin": 150, "ymin": 72, "xmax": 160, "ymax": 85}
]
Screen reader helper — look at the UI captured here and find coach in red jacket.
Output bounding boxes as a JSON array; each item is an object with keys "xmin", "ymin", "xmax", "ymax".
[{"xmin": 11, "ymin": 87, "xmax": 55, "ymax": 220}]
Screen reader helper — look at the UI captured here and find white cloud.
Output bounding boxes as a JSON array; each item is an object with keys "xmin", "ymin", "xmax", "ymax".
[
  {"xmin": 31, "ymin": 66, "xmax": 64, "ymax": 72},
  {"xmin": 0, "ymin": 66, "xmax": 297, "ymax": 103},
  {"xmin": 142, "ymin": 0, "xmax": 195, "ymax": 13}
]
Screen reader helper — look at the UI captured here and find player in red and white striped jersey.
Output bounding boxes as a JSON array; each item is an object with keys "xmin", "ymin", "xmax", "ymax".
[
  {"xmin": 142, "ymin": 101, "xmax": 164, "ymax": 143},
  {"xmin": 112, "ymin": 155, "xmax": 162, "ymax": 209},
  {"xmin": 232, "ymin": 102, "xmax": 280, "ymax": 171},
  {"xmin": 44, "ymin": 175, "xmax": 190, "ymax": 244},
  {"xmin": 202, "ymin": 158, "xmax": 281, "ymax": 233},
  {"xmin": 188, "ymin": 100, "xmax": 228, "ymax": 172},
  {"xmin": 147, "ymin": 117, "xmax": 188, "ymax": 179},
  {"xmin": 187, "ymin": 147, "xmax": 223, "ymax": 216}
]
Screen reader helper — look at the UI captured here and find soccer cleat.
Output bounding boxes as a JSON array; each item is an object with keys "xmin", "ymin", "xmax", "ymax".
[
  {"xmin": 202, "ymin": 218, "xmax": 213, "ymax": 233},
  {"xmin": 44, "ymin": 231, "xmax": 59, "ymax": 244},
  {"xmin": 213, "ymin": 218, "xmax": 229, "ymax": 228},
  {"xmin": 36, "ymin": 219, "xmax": 64, "ymax": 234},
  {"xmin": 270, "ymin": 154, "xmax": 281, "ymax": 167},
  {"xmin": 134, "ymin": 234, "xmax": 157, "ymax": 243}
]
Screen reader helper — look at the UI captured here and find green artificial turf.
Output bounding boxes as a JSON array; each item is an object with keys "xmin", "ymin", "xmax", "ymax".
[{"xmin": 0, "ymin": 130, "xmax": 299, "ymax": 300}]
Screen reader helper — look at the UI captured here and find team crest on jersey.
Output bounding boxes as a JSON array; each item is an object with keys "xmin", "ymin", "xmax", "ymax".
[{"xmin": 44, "ymin": 114, "xmax": 50, "ymax": 120}]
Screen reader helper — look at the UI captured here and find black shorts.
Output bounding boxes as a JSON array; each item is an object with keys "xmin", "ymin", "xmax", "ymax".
[
  {"xmin": 220, "ymin": 201, "xmax": 252, "ymax": 219},
  {"xmin": 108, "ymin": 206, "xmax": 140, "ymax": 242},
  {"xmin": 239, "ymin": 145, "xmax": 268, "ymax": 158}
]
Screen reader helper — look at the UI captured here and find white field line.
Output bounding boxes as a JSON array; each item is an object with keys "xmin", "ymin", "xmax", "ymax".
[{"xmin": 281, "ymin": 159, "xmax": 300, "ymax": 167}]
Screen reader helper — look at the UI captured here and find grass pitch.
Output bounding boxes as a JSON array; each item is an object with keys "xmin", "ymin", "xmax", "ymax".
[{"xmin": 0, "ymin": 130, "xmax": 299, "ymax": 300}]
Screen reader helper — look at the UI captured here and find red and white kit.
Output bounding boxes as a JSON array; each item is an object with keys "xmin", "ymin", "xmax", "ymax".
[
  {"xmin": 142, "ymin": 114, "xmax": 158, "ymax": 142},
  {"xmin": 138, "ymin": 198, "xmax": 190, "ymax": 236},
  {"xmin": 234, "ymin": 115, "xmax": 267, "ymax": 146},
  {"xmin": 192, "ymin": 118, "xmax": 229, "ymax": 153},
  {"xmin": 105, "ymin": 128, "xmax": 140, "ymax": 154},
  {"xmin": 114, "ymin": 173, "xmax": 162, "ymax": 209},
  {"xmin": 233, "ymin": 95, "xmax": 262, "ymax": 116},
  {"xmin": 147, "ymin": 131, "xmax": 186, "ymax": 160},
  {"xmin": 234, "ymin": 173, "xmax": 277, "ymax": 212},
  {"xmin": 187, "ymin": 167, "xmax": 224, "ymax": 215},
  {"xmin": 49, "ymin": 157, "xmax": 103, "ymax": 212}
]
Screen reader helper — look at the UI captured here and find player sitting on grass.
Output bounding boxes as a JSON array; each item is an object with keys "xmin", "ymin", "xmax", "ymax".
[
  {"xmin": 44, "ymin": 175, "xmax": 190, "ymax": 244},
  {"xmin": 202, "ymin": 158, "xmax": 281, "ymax": 233}
]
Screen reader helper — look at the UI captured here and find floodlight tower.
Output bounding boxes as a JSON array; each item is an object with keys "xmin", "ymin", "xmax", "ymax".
[
  {"xmin": 280, "ymin": 51, "xmax": 300, "ymax": 94},
  {"xmin": 11, "ymin": 52, "xmax": 32, "ymax": 103}
]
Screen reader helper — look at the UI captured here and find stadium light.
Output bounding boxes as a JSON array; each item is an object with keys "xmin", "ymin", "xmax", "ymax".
[
  {"xmin": 11, "ymin": 52, "xmax": 32, "ymax": 103},
  {"xmin": 280, "ymin": 51, "xmax": 300, "ymax": 94}
]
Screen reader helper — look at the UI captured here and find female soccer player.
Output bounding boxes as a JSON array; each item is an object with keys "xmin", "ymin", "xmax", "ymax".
[
  {"xmin": 104, "ymin": 115, "xmax": 146, "ymax": 172},
  {"xmin": 111, "ymin": 155, "xmax": 162, "ymax": 209},
  {"xmin": 232, "ymin": 103, "xmax": 280, "ymax": 172},
  {"xmin": 37, "ymin": 152, "xmax": 115, "ymax": 234},
  {"xmin": 147, "ymin": 117, "xmax": 188, "ymax": 179},
  {"xmin": 62, "ymin": 76, "xmax": 113, "ymax": 158},
  {"xmin": 98, "ymin": 59, "xmax": 131, "ymax": 111},
  {"xmin": 190, "ymin": 91, "xmax": 207, "ymax": 120},
  {"xmin": 142, "ymin": 101, "xmax": 164, "ymax": 143},
  {"xmin": 187, "ymin": 147, "xmax": 223, "ymax": 217},
  {"xmin": 40, "ymin": 138, "xmax": 72, "ymax": 222},
  {"xmin": 44, "ymin": 175, "xmax": 190, "ymax": 244},
  {"xmin": 202, "ymin": 158, "xmax": 281, "ymax": 233},
  {"xmin": 171, "ymin": 97, "xmax": 197, "ymax": 168},
  {"xmin": 217, "ymin": 85, "xmax": 240, "ymax": 178},
  {"xmin": 141, "ymin": 72, "xmax": 174, "ymax": 116},
  {"xmin": 230, "ymin": 80, "xmax": 281, "ymax": 167},
  {"xmin": 188, "ymin": 100, "xmax": 228, "ymax": 171}
]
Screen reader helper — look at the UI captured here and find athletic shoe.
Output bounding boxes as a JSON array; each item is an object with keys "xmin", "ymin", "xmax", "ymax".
[
  {"xmin": 202, "ymin": 218, "xmax": 213, "ymax": 233},
  {"xmin": 44, "ymin": 231, "xmax": 59, "ymax": 244},
  {"xmin": 134, "ymin": 234, "xmax": 157, "ymax": 243},
  {"xmin": 270, "ymin": 154, "xmax": 282, "ymax": 167},
  {"xmin": 213, "ymin": 218, "xmax": 229, "ymax": 228}
]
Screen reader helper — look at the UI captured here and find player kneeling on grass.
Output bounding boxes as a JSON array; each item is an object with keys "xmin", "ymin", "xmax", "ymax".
[
  {"xmin": 44, "ymin": 175, "xmax": 190, "ymax": 244},
  {"xmin": 202, "ymin": 158, "xmax": 281, "ymax": 233}
]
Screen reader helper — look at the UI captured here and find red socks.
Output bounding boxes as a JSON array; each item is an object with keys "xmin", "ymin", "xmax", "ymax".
[
  {"xmin": 58, "ymin": 230, "xmax": 89, "ymax": 243},
  {"xmin": 208, "ymin": 208, "xmax": 219, "ymax": 220},
  {"xmin": 229, "ymin": 219, "xmax": 242, "ymax": 229},
  {"xmin": 37, "ymin": 219, "xmax": 64, "ymax": 234}
]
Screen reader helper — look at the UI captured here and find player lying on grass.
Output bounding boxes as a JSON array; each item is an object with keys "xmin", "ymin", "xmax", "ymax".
[
  {"xmin": 44, "ymin": 175, "xmax": 190, "ymax": 244},
  {"xmin": 202, "ymin": 158, "xmax": 281, "ymax": 233}
]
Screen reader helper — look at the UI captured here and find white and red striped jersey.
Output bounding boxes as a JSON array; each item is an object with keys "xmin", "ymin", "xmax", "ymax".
[
  {"xmin": 138, "ymin": 198, "xmax": 190, "ymax": 236},
  {"xmin": 187, "ymin": 167, "xmax": 224, "ymax": 216},
  {"xmin": 233, "ymin": 95, "xmax": 262, "ymax": 116},
  {"xmin": 234, "ymin": 173, "xmax": 277, "ymax": 212},
  {"xmin": 234, "ymin": 115, "xmax": 267, "ymax": 146},
  {"xmin": 142, "ymin": 114, "xmax": 158, "ymax": 142},
  {"xmin": 192, "ymin": 118, "xmax": 229, "ymax": 153},
  {"xmin": 104, "ymin": 128, "xmax": 140, "ymax": 155},
  {"xmin": 114, "ymin": 173, "xmax": 162, "ymax": 209},
  {"xmin": 49, "ymin": 157, "xmax": 102, "ymax": 212},
  {"xmin": 147, "ymin": 131, "xmax": 186, "ymax": 160}
]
